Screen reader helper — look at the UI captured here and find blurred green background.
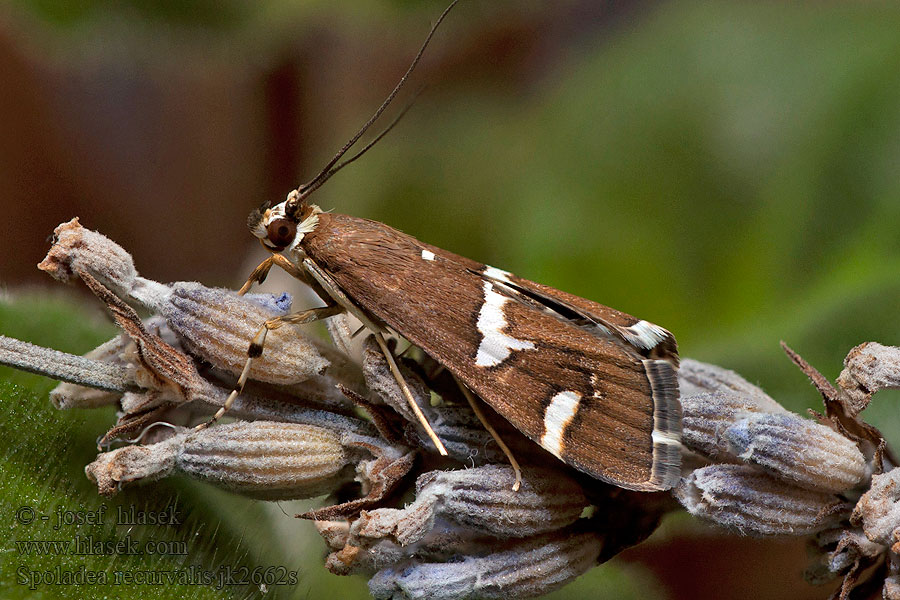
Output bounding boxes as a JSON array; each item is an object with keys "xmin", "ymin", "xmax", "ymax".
[{"xmin": 1, "ymin": 1, "xmax": 899, "ymax": 599}]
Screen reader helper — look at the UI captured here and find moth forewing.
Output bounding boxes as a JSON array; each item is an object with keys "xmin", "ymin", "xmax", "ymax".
[{"xmin": 296, "ymin": 211, "xmax": 683, "ymax": 492}]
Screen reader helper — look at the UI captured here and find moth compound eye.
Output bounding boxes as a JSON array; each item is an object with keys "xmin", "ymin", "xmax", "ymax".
[{"xmin": 266, "ymin": 218, "xmax": 297, "ymax": 249}]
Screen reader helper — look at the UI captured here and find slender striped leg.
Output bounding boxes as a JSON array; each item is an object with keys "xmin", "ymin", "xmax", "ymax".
[
  {"xmin": 373, "ymin": 332, "xmax": 448, "ymax": 456},
  {"xmin": 195, "ymin": 303, "xmax": 343, "ymax": 430},
  {"xmin": 455, "ymin": 376, "xmax": 522, "ymax": 491},
  {"xmin": 239, "ymin": 254, "xmax": 308, "ymax": 296}
]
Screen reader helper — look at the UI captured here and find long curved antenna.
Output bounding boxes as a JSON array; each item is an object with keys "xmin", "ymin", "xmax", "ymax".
[
  {"xmin": 295, "ymin": 0, "xmax": 458, "ymax": 201},
  {"xmin": 316, "ymin": 86, "xmax": 425, "ymax": 181}
]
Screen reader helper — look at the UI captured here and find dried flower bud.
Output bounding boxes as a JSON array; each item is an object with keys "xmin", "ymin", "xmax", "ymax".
[
  {"xmin": 37, "ymin": 219, "xmax": 332, "ymax": 388},
  {"xmin": 361, "ymin": 335, "xmax": 427, "ymax": 424},
  {"xmin": 37, "ymin": 218, "xmax": 172, "ymax": 306},
  {"xmin": 315, "ymin": 520, "xmax": 351, "ymax": 551},
  {"xmin": 156, "ymin": 282, "xmax": 329, "ymax": 385},
  {"xmin": 725, "ymin": 412, "xmax": 867, "ymax": 493},
  {"xmin": 367, "ymin": 528, "xmax": 602, "ymax": 600},
  {"xmin": 86, "ymin": 421, "xmax": 355, "ymax": 500},
  {"xmin": 679, "ymin": 358, "xmax": 784, "ymax": 410},
  {"xmin": 325, "ymin": 312, "xmax": 368, "ymax": 364},
  {"xmin": 886, "ymin": 554, "xmax": 900, "ymax": 600},
  {"xmin": 680, "ymin": 391, "xmax": 787, "ymax": 460},
  {"xmin": 852, "ymin": 468, "xmax": 900, "ymax": 548},
  {"xmin": 86, "ymin": 436, "xmax": 178, "ymax": 495},
  {"xmin": 38, "ymin": 218, "xmax": 138, "ymax": 289},
  {"xmin": 423, "ymin": 405, "xmax": 510, "ymax": 464},
  {"xmin": 675, "ymin": 464, "xmax": 852, "ymax": 536},
  {"xmin": 837, "ymin": 342, "xmax": 900, "ymax": 416},
  {"xmin": 353, "ymin": 466, "xmax": 588, "ymax": 547},
  {"xmin": 805, "ymin": 527, "xmax": 885, "ymax": 585}
]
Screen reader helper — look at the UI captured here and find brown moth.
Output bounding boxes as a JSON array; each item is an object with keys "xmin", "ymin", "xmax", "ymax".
[{"xmin": 220, "ymin": 1, "xmax": 683, "ymax": 492}]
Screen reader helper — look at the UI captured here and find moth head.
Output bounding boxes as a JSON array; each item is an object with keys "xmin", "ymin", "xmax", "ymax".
[{"xmin": 247, "ymin": 190, "xmax": 320, "ymax": 252}]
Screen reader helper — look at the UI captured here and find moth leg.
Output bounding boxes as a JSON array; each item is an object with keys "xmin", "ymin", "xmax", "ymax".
[
  {"xmin": 454, "ymin": 376, "xmax": 522, "ymax": 491},
  {"xmin": 238, "ymin": 254, "xmax": 309, "ymax": 295},
  {"xmin": 195, "ymin": 302, "xmax": 344, "ymax": 430},
  {"xmin": 372, "ymin": 332, "xmax": 448, "ymax": 457},
  {"xmin": 238, "ymin": 256, "xmax": 275, "ymax": 295}
]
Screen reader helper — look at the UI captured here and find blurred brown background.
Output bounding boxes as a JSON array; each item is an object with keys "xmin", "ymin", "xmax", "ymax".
[{"xmin": 0, "ymin": 1, "xmax": 646, "ymax": 288}]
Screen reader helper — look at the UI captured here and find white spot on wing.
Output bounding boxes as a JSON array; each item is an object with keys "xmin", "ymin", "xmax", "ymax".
[
  {"xmin": 475, "ymin": 282, "xmax": 535, "ymax": 367},
  {"xmin": 540, "ymin": 391, "xmax": 582, "ymax": 458},
  {"xmin": 651, "ymin": 429, "xmax": 681, "ymax": 447},
  {"xmin": 421, "ymin": 249, "xmax": 436, "ymax": 261},
  {"xmin": 483, "ymin": 265, "xmax": 513, "ymax": 283},
  {"xmin": 625, "ymin": 320, "xmax": 668, "ymax": 350},
  {"xmin": 590, "ymin": 373, "xmax": 606, "ymax": 399}
]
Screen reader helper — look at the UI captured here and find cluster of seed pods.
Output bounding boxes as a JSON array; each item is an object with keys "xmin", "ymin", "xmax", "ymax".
[{"xmin": 2, "ymin": 218, "xmax": 898, "ymax": 599}]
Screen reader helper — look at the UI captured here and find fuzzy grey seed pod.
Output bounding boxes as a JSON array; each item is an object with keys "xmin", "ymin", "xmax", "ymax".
[
  {"xmin": 86, "ymin": 437, "xmax": 180, "ymax": 495},
  {"xmin": 424, "ymin": 405, "xmax": 511, "ymax": 464},
  {"xmin": 368, "ymin": 528, "xmax": 602, "ymax": 600},
  {"xmin": 725, "ymin": 412, "xmax": 867, "ymax": 493},
  {"xmin": 176, "ymin": 421, "xmax": 353, "ymax": 500},
  {"xmin": 361, "ymin": 335, "xmax": 428, "ymax": 425},
  {"xmin": 158, "ymin": 282, "xmax": 330, "ymax": 385},
  {"xmin": 38, "ymin": 218, "xmax": 140, "ymax": 293},
  {"xmin": 678, "ymin": 358, "xmax": 786, "ymax": 411},
  {"xmin": 852, "ymin": 467, "xmax": 900, "ymax": 548},
  {"xmin": 353, "ymin": 465, "xmax": 589, "ymax": 546},
  {"xmin": 680, "ymin": 390, "xmax": 788, "ymax": 461},
  {"xmin": 675, "ymin": 464, "xmax": 852, "ymax": 536},
  {"xmin": 87, "ymin": 421, "xmax": 356, "ymax": 501}
]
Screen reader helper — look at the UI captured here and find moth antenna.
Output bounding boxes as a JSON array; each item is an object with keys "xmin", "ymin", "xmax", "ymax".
[
  {"xmin": 295, "ymin": 91, "xmax": 423, "ymax": 208},
  {"xmin": 326, "ymin": 87, "xmax": 425, "ymax": 177},
  {"xmin": 127, "ymin": 421, "xmax": 178, "ymax": 445},
  {"xmin": 296, "ymin": 0, "xmax": 458, "ymax": 201}
]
